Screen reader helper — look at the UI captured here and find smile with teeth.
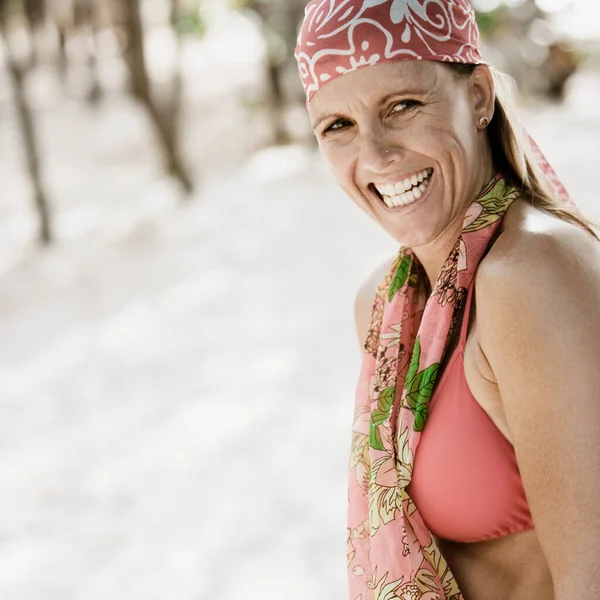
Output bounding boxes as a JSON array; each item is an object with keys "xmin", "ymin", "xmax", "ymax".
[{"xmin": 374, "ymin": 168, "xmax": 433, "ymax": 208}]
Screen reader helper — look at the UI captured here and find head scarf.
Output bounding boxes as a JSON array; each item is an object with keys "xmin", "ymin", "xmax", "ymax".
[
  {"xmin": 294, "ymin": 0, "xmax": 483, "ymax": 103},
  {"xmin": 294, "ymin": 2, "xmax": 572, "ymax": 600}
]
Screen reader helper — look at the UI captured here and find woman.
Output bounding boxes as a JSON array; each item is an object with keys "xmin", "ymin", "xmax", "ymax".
[{"xmin": 294, "ymin": 2, "xmax": 600, "ymax": 600}]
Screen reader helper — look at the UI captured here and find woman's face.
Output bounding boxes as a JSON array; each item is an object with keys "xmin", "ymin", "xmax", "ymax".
[{"xmin": 308, "ymin": 61, "xmax": 495, "ymax": 249}]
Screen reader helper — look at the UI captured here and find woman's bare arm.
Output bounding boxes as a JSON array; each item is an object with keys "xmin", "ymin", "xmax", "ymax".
[{"xmin": 477, "ymin": 227, "xmax": 600, "ymax": 600}]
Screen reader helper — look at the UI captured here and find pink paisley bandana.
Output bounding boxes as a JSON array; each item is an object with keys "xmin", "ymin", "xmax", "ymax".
[{"xmin": 294, "ymin": 0, "xmax": 483, "ymax": 103}]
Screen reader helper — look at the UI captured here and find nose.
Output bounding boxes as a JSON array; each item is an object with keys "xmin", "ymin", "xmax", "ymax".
[{"xmin": 358, "ymin": 132, "xmax": 402, "ymax": 175}]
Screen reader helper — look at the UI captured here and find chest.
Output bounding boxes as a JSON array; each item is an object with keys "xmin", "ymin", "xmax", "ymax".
[{"xmin": 406, "ymin": 300, "xmax": 534, "ymax": 544}]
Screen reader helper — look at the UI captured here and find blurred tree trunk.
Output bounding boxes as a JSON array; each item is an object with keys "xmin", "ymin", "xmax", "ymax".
[
  {"xmin": 51, "ymin": 0, "xmax": 70, "ymax": 88},
  {"xmin": 245, "ymin": 0, "xmax": 307, "ymax": 145},
  {"xmin": 86, "ymin": 6, "xmax": 102, "ymax": 105},
  {"xmin": 0, "ymin": 13, "xmax": 53, "ymax": 245},
  {"xmin": 247, "ymin": 0, "xmax": 288, "ymax": 144},
  {"xmin": 22, "ymin": 0, "xmax": 45, "ymax": 67},
  {"xmin": 121, "ymin": 0, "xmax": 193, "ymax": 195},
  {"xmin": 265, "ymin": 43, "xmax": 289, "ymax": 145},
  {"xmin": 74, "ymin": 0, "xmax": 102, "ymax": 104},
  {"xmin": 23, "ymin": 0, "xmax": 45, "ymax": 25},
  {"xmin": 168, "ymin": 0, "xmax": 183, "ymax": 145}
]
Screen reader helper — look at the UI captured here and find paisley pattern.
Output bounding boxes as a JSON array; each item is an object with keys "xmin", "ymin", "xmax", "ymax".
[
  {"xmin": 347, "ymin": 175, "xmax": 520, "ymax": 600},
  {"xmin": 294, "ymin": 0, "xmax": 482, "ymax": 102}
]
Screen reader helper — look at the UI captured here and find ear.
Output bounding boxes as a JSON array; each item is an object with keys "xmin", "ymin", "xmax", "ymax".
[{"xmin": 469, "ymin": 65, "xmax": 495, "ymax": 125}]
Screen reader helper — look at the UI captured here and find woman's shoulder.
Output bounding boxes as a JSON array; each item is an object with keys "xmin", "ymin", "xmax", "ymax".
[
  {"xmin": 354, "ymin": 257, "xmax": 395, "ymax": 349},
  {"xmin": 477, "ymin": 199, "xmax": 599, "ymax": 289},
  {"xmin": 475, "ymin": 199, "xmax": 600, "ymax": 334}
]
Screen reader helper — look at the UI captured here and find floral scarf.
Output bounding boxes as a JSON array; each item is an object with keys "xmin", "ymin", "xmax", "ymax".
[{"xmin": 347, "ymin": 174, "xmax": 520, "ymax": 600}]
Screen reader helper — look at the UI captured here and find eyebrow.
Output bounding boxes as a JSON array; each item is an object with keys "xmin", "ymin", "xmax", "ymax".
[{"xmin": 310, "ymin": 87, "xmax": 429, "ymax": 131}]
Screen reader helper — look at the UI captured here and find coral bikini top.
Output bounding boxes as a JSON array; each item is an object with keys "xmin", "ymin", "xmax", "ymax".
[{"xmin": 408, "ymin": 283, "xmax": 534, "ymax": 543}]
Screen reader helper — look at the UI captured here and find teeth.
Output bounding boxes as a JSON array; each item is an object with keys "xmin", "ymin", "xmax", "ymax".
[{"xmin": 376, "ymin": 168, "xmax": 433, "ymax": 207}]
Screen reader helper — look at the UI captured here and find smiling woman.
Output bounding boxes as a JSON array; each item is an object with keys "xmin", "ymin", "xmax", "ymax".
[{"xmin": 294, "ymin": 2, "xmax": 600, "ymax": 600}]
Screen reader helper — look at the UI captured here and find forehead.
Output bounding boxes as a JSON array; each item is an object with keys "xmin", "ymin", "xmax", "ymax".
[{"xmin": 308, "ymin": 60, "xmax": 446, "ymax": 117}]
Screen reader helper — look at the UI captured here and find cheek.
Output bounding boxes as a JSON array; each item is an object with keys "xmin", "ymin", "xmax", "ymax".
[
  {"xmin": 318, "ymin": 141, "xmax": 375, "ymax": 215},
  {"xmin": 411, "ymin": 99, "xmax": 475, "ymax": 161},
  {"xmin": 443, "ymin": 100, "xmax": 478, "ymax": 159},
  {"xmin": 319, "ymin": 142, "xmax": 355, "ymax": 186},
  {"xmin": 411, "ymin": 126, "xmax": 473, "ymax": 189}
]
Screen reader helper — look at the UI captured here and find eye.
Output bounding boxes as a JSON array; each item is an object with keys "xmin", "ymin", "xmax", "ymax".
[
  {"xmin": 323, "ymin": 118, "xmax": 352, "ymax": 135},
  {"xmin": 388, "ymin": 100, "xmax": 420, "ymax": 116}
]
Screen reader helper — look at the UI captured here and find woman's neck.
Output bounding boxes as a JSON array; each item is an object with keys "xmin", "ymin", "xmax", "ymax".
[
  {"xmin": 414, "ymin": 166, "xmax": 497, "ymax": 285},
  {"xmin": 413, "ymin": 219, "xmax": 464, "ymax": 286}
]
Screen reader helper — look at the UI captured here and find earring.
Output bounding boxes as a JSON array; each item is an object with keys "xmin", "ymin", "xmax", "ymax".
[{"xmin": 479, "ymin": 116, "xmax": 489, "ymax": 128}]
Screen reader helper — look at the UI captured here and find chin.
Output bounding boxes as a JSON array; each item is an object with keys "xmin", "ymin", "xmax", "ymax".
[
  {"xmin": 375, "ymin": 209, "xmax": 446, "ymax": 247},
  {"xmin": 381, "ymin": 226, "xmax": 438, "ymax": 248},
  {"xmin": 355, "ymin": 169, "xmax": 452, "ymax": 248}
]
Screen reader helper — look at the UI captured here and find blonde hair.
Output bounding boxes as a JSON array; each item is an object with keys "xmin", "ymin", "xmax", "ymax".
[{"xmin": 446, "ymin": 63, "xmax": 598, "ymax": 240}]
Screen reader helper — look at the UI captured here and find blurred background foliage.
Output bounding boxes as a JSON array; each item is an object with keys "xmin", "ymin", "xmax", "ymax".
[{"xmin": 0, "ymin": 0, "xmax": 597, "ymax": 247}]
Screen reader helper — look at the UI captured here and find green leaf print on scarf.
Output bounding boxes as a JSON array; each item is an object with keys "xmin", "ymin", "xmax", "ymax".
[
  {"xmin": 463, "ymin": 177, "xmax": 521, "ymax": 233},
  {"xmin": 369, "ymin": 385, "xmax": 395, "ymax": 450},
  {"xmin": 388, "ymin": 254, "xmax": 413, "ymax": 301},
  {"xmin": 404, "ymin": 337, "xmax": 440, "ymax": 432}
]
